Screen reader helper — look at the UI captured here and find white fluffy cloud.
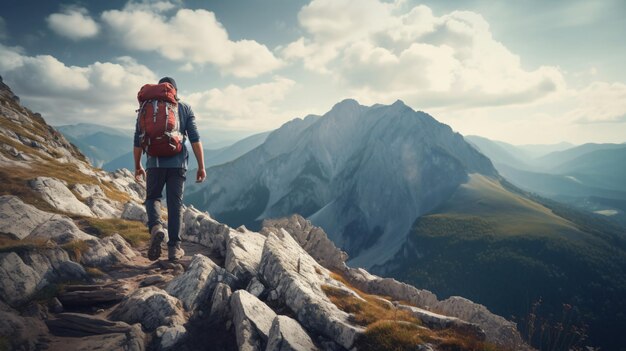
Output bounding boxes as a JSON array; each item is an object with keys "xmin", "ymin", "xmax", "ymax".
[
  {"xmin": 0, "ymin": 44, "xmax": 156, "ymax": 126},
  {"xmin": 101, "ymin": 6, "xmax": 282, "ymax": 78},
  {"xmin": 47, "ymin": 7, "xmax": 100, "ymax": 40},
  {"xmin": 185, "ymin": 77, "xmax": 296, "ymax": 130},
  {"xmin": 283, "ymin": 0, "xmax": 565, "ymax": 108},
  {"xmin": 566, "ymin": 82, "xmax": 626, "ymax": 124}
]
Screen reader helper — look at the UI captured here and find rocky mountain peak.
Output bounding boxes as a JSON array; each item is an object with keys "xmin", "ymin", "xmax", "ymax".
[{"xmin": 0, "ymin": 80, "xmax": 528, "ymax": 350}]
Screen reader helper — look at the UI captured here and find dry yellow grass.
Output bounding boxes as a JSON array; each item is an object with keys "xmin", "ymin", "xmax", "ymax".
[{"xmin": 76, "ymin": 217, "xmax": 148, "ymax": 247}]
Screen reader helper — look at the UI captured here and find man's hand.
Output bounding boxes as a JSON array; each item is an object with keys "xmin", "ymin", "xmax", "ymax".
[
  {"xmin": 196, "ymin": 168, "xmax": 206, "ymax": 183},
  {"xmin": 135, "ymin": 166, "xmax": 146, "ymax": 182}
]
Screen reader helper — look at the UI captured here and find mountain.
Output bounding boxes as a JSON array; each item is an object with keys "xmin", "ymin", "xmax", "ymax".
[
  {"xmin": 57, "ymin": 123, "xmax": 134, "ymax": 168},
  {"xmin": 102, "ymin": 131, "xmax": 270, "ymax": 172},
  {"xmin": 515, "ymin": 141, "xmax": 573, "ymax": 159},
  {"xmin": 464, "ymin": 135, "xmax": 532, "ymax": 170},
  {"xmin": 187, "ymin": 99, "xmax": 626, "ymax": 350},
  {"xmin": 0, "ymin": 78, "xmax": 523, "ymax": 350},
  {"xmin": 188, "ymin": 99, "xmax": 496, "ymax": 268},
  {"xmin": 533, "ymin": 142, "xmax": 626, "ymax": 171}
]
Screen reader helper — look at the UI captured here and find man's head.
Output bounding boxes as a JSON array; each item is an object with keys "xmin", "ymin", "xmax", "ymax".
[{"xmin": 158, "ymin": 76, "xmax": 177, "ymax": 90}]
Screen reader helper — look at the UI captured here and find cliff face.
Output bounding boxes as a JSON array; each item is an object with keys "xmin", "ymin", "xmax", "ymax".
[{"xmin": 0, "ymin": 80, "xmax": 528, "ymax": 351}]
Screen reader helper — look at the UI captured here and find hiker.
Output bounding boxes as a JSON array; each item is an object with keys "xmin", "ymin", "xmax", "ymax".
[{"xmin": 133, "ymin": 77, "xmax": 206, "ymax": 261}]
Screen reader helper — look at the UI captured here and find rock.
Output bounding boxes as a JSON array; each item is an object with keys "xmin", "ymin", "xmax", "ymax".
[
  {"xmin": 109, "ymin": 286, "xmax": 186, "ymax": 331},
  {"xmin": 266, "ymin": 315, "xmax": 318, "ymax": 351},
  {"xmin": 259, "ymin": 229, "xmax": 362, "ymax": 350},
  {"xmin": 106, "ymin": 168, "xmax": 146, "ymax": 203},
  {"xmin": 58, "ymin": 286, "xmax": 126, "ymax": 308},
  {"xmin": 432, "ymin": 296, "xmax": 525, "ymax": 349},
  {"xmin": 81, "ymin": 234, "xmax": 135, "ymax": 267},
  {"xmin": 225, "ymin": 230, "xmax": 266, "ymax": 282},
  {"xmin": 231, "ymin": 290, "xmax": 277, "ymax": 351},
  {"xmin": 396, "ymin": 304, "xmax": 485, "ymax": 340},
  {"xmin": 46, "ymin": 312, "xmax": 136, "ymax": 336},
  {"xmin": 28, "ymin": 215, "xmax": 93, "ymax": 244},
  {"xmin": 181, "ymin": 206, "xmax": 230, "ymax": 256},
  {"xmin": 29, "ymin": 177, "xmax": 94, "ymax": 216},
  {"xmin": 0, "ymin": 195, "xmax": 54, "ymax": 239},
  {"xmin": 0, "ymin": 252, "xmax": 42, "ymax": 305},
  {"xmin": 209, "ymin": 282, "xmax": 232, "ymax": 322},
  {"xmin": 48, "ymin": 297, "xmax": 64, "ymax": 313},
  {"xmin": 48, "ymin": 323, "xmax": 145, "ymax": 351},
  {"xmin": 87, "ymin": 197, "xmax": 121, "ymax": 219},
  {"xmin": 262, "ymin": 215, "xmax": 348, "ymax": 271},
  {"xmin": 140, "ymin": 275, "xmax": 168, "ymax": 287},
  {"xmin": 71, "ymin": 184, "xmax": 105, "ymax": 199},
  {"xmin": 166, "ymin": 254, "xmax": 236, "ymax": 311},
  {"xmin": 121, "ymin": 201, "xmax": 148, "ymax": 223},
  {"xmin": 246, "ymin": 277, "xmax": 265, "ymax": 298},
  {"xmin": 0, "ymin": 308, "xmax": 48, "ymax": 351},
  {"xmin": 156, "ymin": 324, "xmax": 187, "ymax": 350}
]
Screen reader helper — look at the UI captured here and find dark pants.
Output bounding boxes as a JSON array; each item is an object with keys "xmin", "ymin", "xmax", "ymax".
[{"xmin": 145, "ymin": 168, "xmax": 186, "ymax": 246}]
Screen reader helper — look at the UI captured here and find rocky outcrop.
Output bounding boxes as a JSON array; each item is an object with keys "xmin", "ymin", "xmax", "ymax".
[
  {"xmin": 225, "ymin": 230, "xmax": 266, "ymax": 282},
  {"xmin": 209, "ymin": 282, "xmax": 232, "ymax": 322},
  {"xmin": 259, "ymin": 228, "xmax": 363, "ymax": 350},
  {"xmin": 0, "ymin": 195, "xmax": 54, "ymax": 239},
  {"xmin": 181, "ymin": 206, "xmax": 230, "ymax": 256},
  {"xmin": 109, "ymin": 286, "xmax": 186, "ymax": 332},
  {"xmin": 231, "ymin": 290, "xmax": 277, "ymax": 350},
  {"xmin": 0, "ymin": 252, "xmax": 41, "ymax": 306},
  {"xmin": 156, "ymin": 325, "xmax": 187, "ymax": 351},
  {"xmin": 266, "ymin": 315, "xmax": 318, "ymax": 351},
  {"xmin": 29, "ymin": 177, "xmax": 94, "ymax": 217},
  {"xmin": 166, "ymin": 254, "xmax": 236, "ymax": 311},
  {"xmin": 262, "ymin": 214, "xmax": 347, "ymax": 271},
  {"xmin": 81, "ymin": 234, "xmax": 136, "ymax": 266}
]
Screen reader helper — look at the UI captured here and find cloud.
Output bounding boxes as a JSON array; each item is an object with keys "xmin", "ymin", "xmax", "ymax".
[
  {"xmin": 185, "ymin": 77, "xmax": 296, "ymax": 130},
  {"xmin": 0, "ymin": 16, "xmax": 8, "ymax": 40},
  {"xmin": 101, "ymin": 6, "xmax": 282, "ymax": 78},
  {"xmin": 47, "ymin": 7, "xmax": 100, "ymax": 40},
  {"xmin": 283, "ymin": 0, "xmax": 565, "ymax": 109},
  {"xmin": 566, "ymin": 82, "xmax": 626, "ymax": 124},
  {"xmin": 0, "ymin": 44, "xmax": 156, "ymax": 126}
]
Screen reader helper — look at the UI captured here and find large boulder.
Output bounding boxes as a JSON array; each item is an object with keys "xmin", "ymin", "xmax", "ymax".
[
  {"xmin": 0, "ymin": 252, "xmax": 41, "ymax": 306},
  {"xmin": 225, "ymin": 230, "xmax": 266, "ymax": 282},
  {"xmin": 109, "ymin": 286, "xmax": 186, "ymax": 331},
  {"xmin": 0, "ymin": 307, "xmax": 48, "ymax": 351},
  {"xmin": 259, "ymin": 229, "xmax": 362, "ymax": 350},
  {"xmin": 266, "ymin": 315, "xmax": 318, "ymax": 351},
  {"xmin": 230, "ymin": 290, "xmax": 276, "ymax": 351},
  {"xmin": 121, "ymin": 201, "xmax": 148, "ymax": 223},
  {"xmin": 81, "ymin": 234, "xmax": 135, "ymax": 267},
  {"xmin": 262, "ymin": 215, "xmax": 348, "ymax": 271},
  {"xmin": 29, "ymin": 177, "xmax": 94, "ymax": 216},
  {"xmin": 166, "ymin": 254, "xmax": 237, "ymax": 311},
  {"xmin": 28, "ymin": 215, "xmax": 93, "ymax": 244},
  {"xmin": 181, "ymin": 206, "xmax": 230, "ymax": 257},
  {"xmin": 0, "ymin": 195, "xmax": 54, "ymax": 239},
  {"xmin": 208, "ymin": 282, "xmax": 232, "ymax": 322}
]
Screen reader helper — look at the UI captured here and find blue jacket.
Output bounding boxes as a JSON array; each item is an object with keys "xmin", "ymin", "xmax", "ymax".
[{"xmin": 134, "ymin": 101, "xmax": 200, "ymax": 169}]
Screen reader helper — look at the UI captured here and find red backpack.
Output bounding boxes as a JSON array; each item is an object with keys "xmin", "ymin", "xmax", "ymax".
[{"xmin": 136, "ymin": 82, "xmax": 183, "ymax": 157}]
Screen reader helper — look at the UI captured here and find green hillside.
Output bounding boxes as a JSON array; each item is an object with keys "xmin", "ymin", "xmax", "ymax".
[{"xmin": 386, "ymin": 175, "xmax": 626, "ymax": 350}]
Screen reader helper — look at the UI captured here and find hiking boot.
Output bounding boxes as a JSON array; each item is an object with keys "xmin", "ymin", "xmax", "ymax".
[
  {"xmin": 168, "ymin": 243, "xmax": 185, "ymax": 261},
  {"xmin": 148, "ymin": 225, "xmax": 166, "ymax": 261}
]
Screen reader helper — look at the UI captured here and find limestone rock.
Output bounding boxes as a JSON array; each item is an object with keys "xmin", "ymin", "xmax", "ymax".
[
  {"xmin": 225, "ymin": 230, "xmax": 266, "ymax": 282},
  {"xmin": 266, "ymin": 315, "xmax": 318, "ymax": 351},
  {"xmin": 0, "ymin": 252, "xmax": 41, "ymax": 305},
  {"xmin": 109, "ymin": 286, "xmax": 186, "ymax": 331},
  {"xmin": 181, "ymin": 206, "xmax": 230, "ymax": 256},
  {"xmin": 246, "ymin": 277, "xmax": 266, "ymax": 298},
  {"xmin": 28, "ymin": 215, "xmax": 93, "ymax": 244},
  {"xmin": 72, "ymin": 184, "xmax": 105, "ymax": 199},
  {"xmin": 209, "ymin": 282, "xmax": 232, "ymax": 322},
  {"xmin": 259, "ymin": 229, "xmax": 362, "ymax": 349},
  {"xmin": 0, "ymin": 195, "xmax": 54, "ymax": 239},
  {"xmin": 46, "ymin": 312, "xmax": 136, "ymax": 337},
  {"xmin": 156, "ymin": 324, "xmax": 187, "ymax": 350},
  {"xmin": 106, "ymin": 168, "xmax": 146, "ymax": 203},
  {"xmin": 81, "ymin": 234, "xmax": 135, "ymax": 267},
  {"xmin": 231, "ymin": 290, "xmax": 277, "ymax": 351},
  {"xmin": 0, "ymin": 308, "xmax": 48, "ymax": 351},
  {"xmin": 87, "ymin": 197, "xmax": 121, "ymax": 219},
  {"xmin": 262, "ymin": 214, "xmax": 348, "ymax": 271},
  {"xmin": 121, "ymin": 201, "xmax": 148, "ymax": 223},
  {"xmin": 166, "ymin": 254, "xmax": 237, "ymax": 311},
  {"xmin": 397, "ymin": 304, "xmax": 485, "ymax": 340},
  {"xmin": 29, "ymin": 177, "xmax": 94, "ymax": 216}
]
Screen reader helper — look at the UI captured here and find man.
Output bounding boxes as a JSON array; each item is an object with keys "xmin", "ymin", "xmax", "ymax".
[{"xmin": 133, "ymin": 76, "xmax": 206, "ymax": 261}]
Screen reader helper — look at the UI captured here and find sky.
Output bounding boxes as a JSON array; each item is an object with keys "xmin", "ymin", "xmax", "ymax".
[{"xmin": 0, "ymin": 0, "xmax": 625, "ymax": 145}]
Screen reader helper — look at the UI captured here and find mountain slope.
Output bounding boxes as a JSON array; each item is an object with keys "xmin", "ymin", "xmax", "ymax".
[
  {"xmin": 534, "ymin": 142, "xmax": 625, "ymax": 170},
  {"xmin": 57, "ymin": 123, "xmax": 133, "ymax": 168},
  {"xmin": 188, "ymin": 99, "xmax": 496, "ymax": 268}
]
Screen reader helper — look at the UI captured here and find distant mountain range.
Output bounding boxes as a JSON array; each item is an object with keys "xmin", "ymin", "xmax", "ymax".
[{"xmin": 465, "ymin": 136, "xmax": 626, "ymax": 226}]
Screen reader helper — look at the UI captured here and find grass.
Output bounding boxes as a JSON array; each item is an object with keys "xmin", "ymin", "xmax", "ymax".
[
  {"xmin": 0, "ymin": 235, "xmax": 48, "ymax": 254},
  {"xmin": 61, "ymin": 240, "xmax": 89, "ymax": 262},
  {"xmin": 76, "ymin": 217, "xmax": 148, "ymax": 247}
]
